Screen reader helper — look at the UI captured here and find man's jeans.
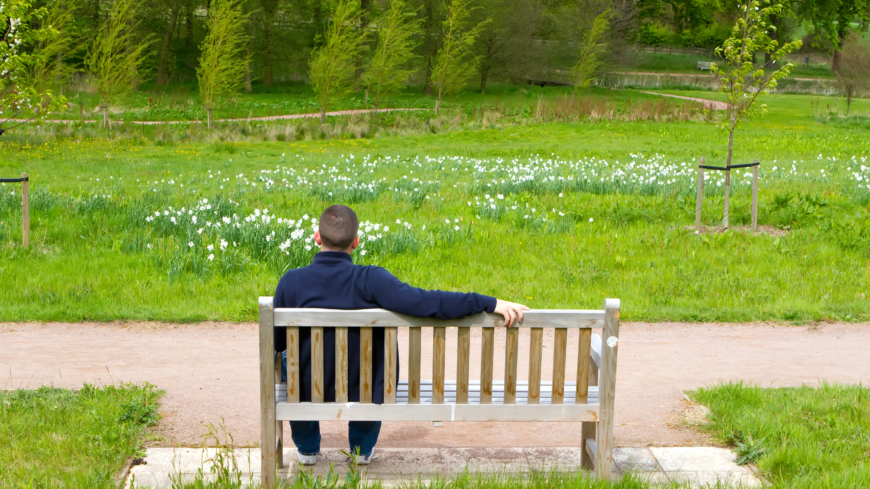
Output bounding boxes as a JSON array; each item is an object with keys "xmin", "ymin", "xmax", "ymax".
[{"xmin": 282, "ymin": 351, "xmax": 381, "ymax": 456}]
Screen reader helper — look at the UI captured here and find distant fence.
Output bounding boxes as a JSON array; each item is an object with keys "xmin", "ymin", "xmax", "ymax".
[
  {"xmin": 1, "ymin": 173, "xmax": 29, "ymax": 246},
  {"xmin": 633, "ymin": 45, "xmax": 716, "ymax": 57}
]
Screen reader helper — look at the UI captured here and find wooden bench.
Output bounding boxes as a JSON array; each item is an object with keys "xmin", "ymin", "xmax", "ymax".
[
  {"xmin": 258, "ymin": 297, "xmax": 621, "ymax": 488},
  {"xmin": 697, "ymin": 61, "xmax": 713, "ymax": 71}
]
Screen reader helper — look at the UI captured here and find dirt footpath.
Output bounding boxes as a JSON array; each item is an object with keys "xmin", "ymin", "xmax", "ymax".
[{"xmin": 2, "ymin": 321, "xmax": 868, "ymax": 449}]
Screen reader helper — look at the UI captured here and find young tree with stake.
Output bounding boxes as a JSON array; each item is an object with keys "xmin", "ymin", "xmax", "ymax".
[
  {"xmin": 0, "ymin": 0, "xmax": 68, "ymax": 134},
  {"xmin": 363, "ymin": 0, "xmax": 419, "ymax": 114},
  {"xmin": 86, "ymin": 0, "xmax": 152, "ymax": 128},
  {"xmin": 309, "ymin": 0, "xmax": 366, "ymax": 123},
  {"xmin": 430, "ymin": 0, "xmax": 485, "ymax": 114},
  {"xmin": 835, "ymin": 35, "xmax": 870, "ymax": 116},
  {"xmin": 197, "ymin": 0, "xmax": 250, "ymax": 129},
  {"xmin": 571, "ymin": 10, "xmax": 610, "ymax": 100},
  {"xmin": 711, "ymin": 0, "xmax": 801, "ymax": 228}
]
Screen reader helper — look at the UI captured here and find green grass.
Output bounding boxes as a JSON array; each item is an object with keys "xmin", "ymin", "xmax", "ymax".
[
  {"xmin": 0, "ymin": 384, "xmax": 162, "ymax": 487},
  {"xmin": 0, "ymin": 90, "xmax": 869, "ymax": 323},
  {"xmin": 692, "ymin": 383, "xmax": 870, "ymax": 488}
]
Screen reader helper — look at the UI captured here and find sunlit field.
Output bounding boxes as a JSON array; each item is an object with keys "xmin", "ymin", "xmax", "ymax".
[{"xmin": 1, "ymin": 91, "xmax": 869, "ymax": 323}]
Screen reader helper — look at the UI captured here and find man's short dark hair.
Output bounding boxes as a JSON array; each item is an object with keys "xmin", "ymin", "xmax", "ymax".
[{"xmin": 319, "ymin": 205, "xmax": 359, "ymax": 249}]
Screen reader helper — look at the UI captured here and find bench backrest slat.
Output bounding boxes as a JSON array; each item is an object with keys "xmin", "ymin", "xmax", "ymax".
[{"xmin": 274, "ymin": 308, "xmax": 604, "ymax": 329}]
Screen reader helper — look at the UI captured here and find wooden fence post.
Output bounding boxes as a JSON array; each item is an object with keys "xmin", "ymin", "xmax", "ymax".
[
  {"xmin": 695, "ymin": 159, "xmax": 704, "ymax": 232},
  {"xmin": 21, "ymin": 173, "xmax": 29, "ymax": 247},
  {"xmin": 751, "ymin": 161, "xmax": 759, "ymax": 232}
]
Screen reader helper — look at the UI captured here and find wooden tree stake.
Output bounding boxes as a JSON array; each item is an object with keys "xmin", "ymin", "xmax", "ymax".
[
  {"xmin": 751, "ymin": 161, "xmax": 759, "ymax": 232},
  {"xmin": 695, "ymin": 160, "xmax": 704, "ymax": 233},
  {"xmin": 22, "ymin": 173, "xmax": 29, "ymax": 247}
]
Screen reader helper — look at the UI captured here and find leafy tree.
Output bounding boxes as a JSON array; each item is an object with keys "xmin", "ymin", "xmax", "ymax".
[
  {"xmin": 797, "ymin": 0, "xmax": 870, "ymax": 71},
  {"xmin": 474, "ymin": 0, "xmax": 540, "ymax": 93},
  {"xmin": 430, "ymin": 0, "xmax": 486, "ymax": 114},
  {"xmin": 309, "ymin": 0, "xmax": 366, "ymax": 123},
  {"xmin": 197, "ymin": 0, "xmax": 250, "ymax": 129},
  {"xmin": 363, "ymin": 0, "xmax": 420, "ymax": 112},
  {"xmin": 86, "ymin": 0, "xmax": 152, "ymax": 128},
  {"xmin": 155, "ymin": 0, "xmax": 185, "ymax": 86},
  {"xmin": 711, "ymin": 0, "xmax": 801, "ymax": 228},
  {"xmin": 571, "ymin": 10, "xmax": 610, "ymax": 98},
  {"xmin": 835, "ymin": 34, "xmax": 870, "ymax": 116},
  {"xmin": 0, "ymin": 0, "xmax": 69, "ymax": 133},
  {"xmin": 26, "ymin": 0, "xmax": 79, "ymax": 96}
]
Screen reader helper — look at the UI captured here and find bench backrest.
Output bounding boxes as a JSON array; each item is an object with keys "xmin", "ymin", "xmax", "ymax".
[{"xmin": 259, "ymin": 298, "xmax": 619, "ymax": 407}]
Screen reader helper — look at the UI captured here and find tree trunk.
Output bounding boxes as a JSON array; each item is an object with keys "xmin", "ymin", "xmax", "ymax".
[
  {"xmin": 185, "ymin": 0, "xmax": 194, "ymax": 50},
  {"xmin": 245, "ymin": 23, "xmax": 254, "ymax": 92},
  {"xmin": 832, "ymin": 50, "xmax": 842, "ymax": 73},
  {"xmin": 320, "ymin": 107, "xmax": 326, "ymax": 124},
  {"xmin": 103, "ymin": 106, "xmax": 110, "ymax": 129},
  {"xmin": 435, "ymin": 97, "xmax": 441, "ymax": 114},
  {"xmin": 355, "ymin": 0, "xmax": 373, "ymax": 89},
  {"xmin": 262, "ymin": 0, "xmax": 278, "ymax": 86},
  {"xmin": 207, "ymin": 108, "xmax": 213, "ymax": 129},
  {"xmin": 55, "ymin": 52, "xmax": 63, "ymax": 89},
  {"xmin": 846, "ymin": 93, "xmax": 852, "ymax": 116},
  {"xmin": 157, "ymin": 6, "xmax": 180, "ymax": 86},
  {"xmin": 723, "ymin": 114, "xmax": 736, "ymax": 229},
  {"xmin": 480, "ymin": 69, "xmax": 488, "ymax": 94},
  {"xmin": 422, "ymin": 0, "xmax": 437, "ymax": 95}
]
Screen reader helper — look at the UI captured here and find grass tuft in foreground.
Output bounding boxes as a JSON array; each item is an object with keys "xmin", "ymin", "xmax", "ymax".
[
  {"xmin": 692, "ymin": 382, "xmax": 870, "ymax": 489},
  {"xmin": 0, "ymin": 383, "xmax": 162, "ymax": 488}
]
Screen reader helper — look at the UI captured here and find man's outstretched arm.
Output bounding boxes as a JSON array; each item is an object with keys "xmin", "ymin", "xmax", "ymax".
[{"xmin": 367, "ymin": 268, "xmax": 529, "ymax": 327}]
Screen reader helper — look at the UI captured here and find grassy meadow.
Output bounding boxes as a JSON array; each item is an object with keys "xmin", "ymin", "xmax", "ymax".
[
  {"xmin": 1, "ymin": 88, "xmax": 869, "ymax": 323},
  {"xmin": 0, "ymin": 384, "xmax": 161, "ymax": 487}
]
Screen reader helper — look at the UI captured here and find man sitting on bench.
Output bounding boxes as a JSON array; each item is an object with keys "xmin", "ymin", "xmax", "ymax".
[{"xmin": 274, "ymin": 204, "xmax": 528, "ymax": 466}]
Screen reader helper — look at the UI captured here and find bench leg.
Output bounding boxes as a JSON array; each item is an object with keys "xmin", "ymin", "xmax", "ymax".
[
  {"xmin": 276, "ymin": 420, "xmax": 284, "ymax": 469},
  {"xmin": 581, "ymin": 421, "xmax": 596, "ymax": 470}
]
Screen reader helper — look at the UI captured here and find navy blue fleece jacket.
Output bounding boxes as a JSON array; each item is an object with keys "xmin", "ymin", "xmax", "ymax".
[{"xmin": 274, "ymin": 251, "xmax": 497, "ymax": 404}]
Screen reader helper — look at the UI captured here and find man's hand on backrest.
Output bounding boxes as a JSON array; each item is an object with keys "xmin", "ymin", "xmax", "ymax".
[{"xmin": 494, "ymin": 299, "xmax": 530, "ymax": 328}]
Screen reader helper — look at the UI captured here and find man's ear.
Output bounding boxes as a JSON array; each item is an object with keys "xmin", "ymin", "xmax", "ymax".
[
  {"xmin": 350, "ymin": 235, "xmax": 360, "ymax": 251},
  {"xmin": 314, "ymin": 231, "xmax": 323, "ymax": 247}
]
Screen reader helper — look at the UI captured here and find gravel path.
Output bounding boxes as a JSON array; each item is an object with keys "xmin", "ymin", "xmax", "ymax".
[
  {"xmin": 640, "ymin": 91, "xmax": 730, "ymax": 110},
  {"xmin": 3, "ymin": 321, "xmax": 868, "ymax": 449},
  {"xmin": 6, "ymin": 108, "xmax": 424, "ymax": 125}
]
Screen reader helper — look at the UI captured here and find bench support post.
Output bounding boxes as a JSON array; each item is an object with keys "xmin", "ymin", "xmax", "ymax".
[
  {"xmin": 259, "ymin": 298, "xmax": 277, "ymax": 488},
  {"xmin": 595, "ymin": 299, "xmax": 620, "ymax": 480},
  {"xmin": 581, "ymin": 352, "xmax": 598, "ymax": 470}
]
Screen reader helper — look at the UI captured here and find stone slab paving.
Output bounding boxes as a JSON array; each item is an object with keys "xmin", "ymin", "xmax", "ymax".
[{"xmin": 127, "ymin": 447, "xmax": 761, "ymax": 488}]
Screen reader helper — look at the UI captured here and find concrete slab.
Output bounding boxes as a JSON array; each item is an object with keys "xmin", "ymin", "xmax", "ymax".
[{"xmin": 127, "ymin": 447, "xmax": 760, "ymax": 488}]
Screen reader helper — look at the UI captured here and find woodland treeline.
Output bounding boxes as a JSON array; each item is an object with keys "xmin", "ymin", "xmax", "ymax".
[{"xmin": 30, "ymin": 0, "xmax": 869, "ymax": 93}]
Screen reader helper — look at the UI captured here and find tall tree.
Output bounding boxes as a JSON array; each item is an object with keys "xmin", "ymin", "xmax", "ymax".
[
  {"xmin": 363, "ymin": 0, "xmax": 420, "ymax": 111},
  {"xmin": 87, "ymin": 0, "xmax": 152, "ymax": 128},
  {"xmin": 711, "ymin": 0, "xmax": 801, "ymax": 228},
  {"xmin": 260, "ymin": 0, "xmax": 278, "ymax": 85},
  {"xmin": 0, "ymin": 0, "xmax": 68, "ymax": 133},
  {"xmin": 418, "ymin": 0, "xmax": 443, "ymax": 94},
  {"xmin": 430, "ymin": 0, "xmax": 485, "ymax": 113},
  {"xmin": 197, "ymin": 0, "xmax": 250, "ymax": 128},
  {"xmin": 801, "ymin": 0, "xmax": 870, "ymax": 71},
  {"xmin": 156, "ymin": 0, "xmax": 184, "ymax": 86},
  {"xmin": 308, "ymin": 0, "xmax": 366, "ymax": 122},
  {"xmin": 27, "ymin": 0, "xmax": 79, "ymax": 94},
  {"xmin": 474, "ymin": 0, "xmax": 541, "ymax": 93},
  {"xmin": 835, "ymin": 34, "xmax": 870, "ymax": 115}
]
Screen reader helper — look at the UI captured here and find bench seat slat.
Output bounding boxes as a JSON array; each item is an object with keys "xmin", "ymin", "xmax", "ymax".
[
  {"xmin": 275, "ymin": 402, "xmax": 600, "ymax": 422},
  {"xmin": 276, "ymin": 381, "xmax": 600, "ymax": 405}
]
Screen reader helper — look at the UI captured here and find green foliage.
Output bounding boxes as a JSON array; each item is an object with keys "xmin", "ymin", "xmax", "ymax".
[
  {"xmin": 571, "ymin": 11, "xmax": 610, "ymax": 95},
  {"xmin": 362, "ymin": 0, "xmax": 420, "ymax": 111},
  {"xmin": 692, "ymin": 383, "xmax": 870, "ymax": 488},
  {"xmin": 0, "ymin": 0, "xmax": 68, "ymax": 129},
  {"xmin": 0, "ymin": 384, "xmax": 162, "ymax": 487},
  {"xmin": 309, "ymin": 0, "xmax": 366, "ymax": 122},
  {"xmin": 197, "ymin": 0, "xmax": 250, "ymax": 128},
  {"xmin": 86, "ymin": 0, "xmax": 153, "ymax": 128},
  {"xmin": 636, "ymin": 22, "xmax": 672, "ymax": 46},
  {"xmin": 430, "ymin": 0, "xmax": 486, "ymax": 112}
]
